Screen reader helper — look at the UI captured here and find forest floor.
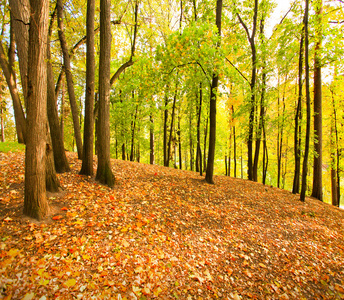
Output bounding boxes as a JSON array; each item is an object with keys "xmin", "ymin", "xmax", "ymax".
[{"xmin": 0, "ymin": 151, "xmax": 344, "ymax": 300}]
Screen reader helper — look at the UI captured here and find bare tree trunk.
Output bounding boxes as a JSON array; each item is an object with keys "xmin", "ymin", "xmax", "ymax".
[
  {"xmin": 203, "ymin": 115, "xmax": 208, "ymax": 172},
  {"xmin": 300, "ymin": 0, "xmax": 311, "ymax": 202},
  {"xmin": 24, "ymin": 0, "xmax": 49, "ymax": 220},
  {"xmin": 311, "ymin": 0, "xmax": 323, "ymax": 201},
  {"xmin": 9, "ymin": 0, "xmax": 30, "ymax": 105},
  {"xmin": 80, "ymin": 0, "xmax": 96, "ymax": 176},
  {"xmin": 178, "ymin": 115, "xmax": 182, "ymax": 169},
  {"xmin": 167, "ymin": 82, "xmax": 178, "ymax": 167},
  {"xmin": 130, "ymin": 103, "xmax": 138, "ymax": 162},
  {"xmin": 196, "ymin": 83, "xmax": 203, "ymax": 175},
  {"xmin": 293, "ymin": 34, "xmax": 304, "ymax": 194},
  {"xmin": 47, "ymin": 9, "xmax": 70, "ymax": 173},
  {"xmin": 232, "ymin": 106, "xmax": 237, "ymax": 178},
  {"xmin": 95, "ymin": 0, "xmax": 114, "ymax": 187},
  {"xmin": 0, "ymin": 42, "xmax": 26, "ymax": 143},
  {"xmin": 163, "ymin": 90, "xmax": 169, "ymax": 166},
  {"xmin": 57, "ymin": 0, "xmax": 83, "ymax": 159},
  {"xmin": 205, "ymin": 0, "xmax": 222, "ymax": 184},
  {"xmin": 150, "ymin": 113, "xmax": 155, "ymax": 165}
]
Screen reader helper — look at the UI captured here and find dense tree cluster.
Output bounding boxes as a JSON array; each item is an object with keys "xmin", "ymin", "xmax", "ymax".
[{"xmin": 0, "ymin": 0, "xmax": 343, "ymax": 219}]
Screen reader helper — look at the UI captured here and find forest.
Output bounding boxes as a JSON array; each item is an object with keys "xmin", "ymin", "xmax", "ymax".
[{"xmin": 0, "ymin": 0, "xmax": 344, "ymax": 218}]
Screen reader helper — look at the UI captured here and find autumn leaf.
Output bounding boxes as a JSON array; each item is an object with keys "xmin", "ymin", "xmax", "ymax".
[
  {"xmin": 22, "ymin": 293, "xmax": 35, "ymax": 300},
  {"xmin": 64, "ymin": 278, "xmax": 77, "ymax": 288},
  {"xmin": 52, "ymin": 215, "xmax": 63, "ymax": 220}
]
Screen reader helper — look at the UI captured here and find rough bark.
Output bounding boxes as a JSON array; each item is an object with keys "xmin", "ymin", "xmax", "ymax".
[
  {"xmin": 196, "ymin": 83, "xmax": 203, "ymax": 176},
  {"xmin": 9, "ymin": 0, "xmax": 30, "ymax": 104},
  {"xmin": 47, "ymin": 9, "xmax": 70, "ymax": 173},
  {"xmin": 24, "ymin": 0, "xmax": 49, "ymax": 220},
  {"xmin": 95, "ymin": 0, "xmax": 114, "ymax": 187},
  {"xmin": 300, "ymin": 0, "xmax": 311, "ymax": 202},
  {"xmin": 0, "ymin": 42, "xmax": 26, "ymax": 143},
  {"xmin": 205, "ymin": 0, "xmax": 222, "ymax": 184},
  {"xmin": 80, "ymin": 0, "xmax": 96, "ymax": 176},
  {"xmin": 57, "ymin": 0, "xmax": 83, "ymax": 159},
  {"xmin": 311, "ymin": 0, "xmax": 323, "ymax": 201}
]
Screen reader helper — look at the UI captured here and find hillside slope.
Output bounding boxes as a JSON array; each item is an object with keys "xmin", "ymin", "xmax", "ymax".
[{"xmin": 1, "ymin": 151, "xmax": 344, "ymax": 299}]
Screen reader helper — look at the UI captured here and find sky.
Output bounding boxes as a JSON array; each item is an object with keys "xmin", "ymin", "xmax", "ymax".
[{"xmin": 266, "ymin": 0, "xmax": 294, "ymax": 37}]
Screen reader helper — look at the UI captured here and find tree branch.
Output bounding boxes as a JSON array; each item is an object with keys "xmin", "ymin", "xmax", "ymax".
[{"xmin": 224, "ymin": 56, "xmax": 249, "ymax": 83}]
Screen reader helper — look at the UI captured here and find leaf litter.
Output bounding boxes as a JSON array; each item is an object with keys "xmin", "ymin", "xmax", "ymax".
[{"xmin": 0, "ymin": 151, "xmax": 344, "ymax": 299}]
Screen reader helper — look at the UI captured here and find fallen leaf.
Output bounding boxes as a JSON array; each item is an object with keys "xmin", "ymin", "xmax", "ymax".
[{"xmin": 64, "ymin": 278, "xmax": 76, "ymax": 288}]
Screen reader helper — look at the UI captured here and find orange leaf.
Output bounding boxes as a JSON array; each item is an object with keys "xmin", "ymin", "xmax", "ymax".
[
  {"xmin": 52, "ymin": 215, "xmax": 63, "ymax": 220},
  {"xmin": 61, "ymin": 207, "xmax": 68, "ymax": 211}
]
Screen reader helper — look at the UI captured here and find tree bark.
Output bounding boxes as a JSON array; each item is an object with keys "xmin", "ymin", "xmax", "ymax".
[
  {"xmin": 293, "ymin": 34, "xmax": 304, "ymax": 194},
  {"xmin": 24, "ymin": 0, "xmax": 49, "ymax": 220},
  {"xmin": 0, "ymin": 42, "xmax": 26, "ymax": 143},
  {"xmin": 196, "ymin": 83, "xmax": 203, "ymax": 175},
  {"xmin": 80, "ymin": 0, "xmax": 96, "ymax": 176},
  {"xmin": 311, "ymin": 0, "xmax": 323, "ymax": 201},
  {"xmin": 205, "ymin": 0, "xmax": 222, "ymax": 184},
  {"xmin": 167, "ymin": 82, "xmax": 178, "ymax": 167},
  {"xmin": 57, "ymin": 0, "xmax": 83, "ymax": 159},
  {"xmin": 150, "ymin": 113, "xmax": 155, "ymax": 164},
  {"xmin": 9, "ymin": 0, "xmax": 30, "ymax": 104},
  {"xmin": 163, "ymin": 90, "xmax": 169, "ymax": 166},
  {"xmin": 130, "ymin": 103, "xmax": 138, "ymax": 161},
  {"xmin": 300, "ymin": 0, "xmax": 311, "ymax": 202},
  {"xmin": 178, "ymin": 115, "xmax": 182, "ymax": 169},
  {"xmin": 47, "ymin": 9, "xmax": 70, "ymax": 173},
  {"xmin": 237, "ymin": 0, "xmax": 258, "ymax": 181},
  {"xmin": 95, "ymin": 0, "xmax": 114, "ymax": 187}
]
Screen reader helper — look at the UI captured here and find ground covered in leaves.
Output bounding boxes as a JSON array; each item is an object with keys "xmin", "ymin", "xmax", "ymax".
[{"xmin": 1, "ymin": 151, "xmax": 344, "ymax": 300}]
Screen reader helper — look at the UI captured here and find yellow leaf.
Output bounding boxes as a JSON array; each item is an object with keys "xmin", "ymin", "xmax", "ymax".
[
  {"xmin": 39, "ymin": 279, "xmax": 49, "ymax": 286},
  {"xmin": 259, "ymin": 263, "xmax": 267, "ymax": 268},
  {"xmin": 64, "ymin": 278, "xmax": 76, "ymax": 288},
  {"xmin": 122, "ymin": 240, "xmax": 130, "ymax": 247},
  {"xmin": 22, "ymin": 293, "xmax": 35, "ymax": 300}
]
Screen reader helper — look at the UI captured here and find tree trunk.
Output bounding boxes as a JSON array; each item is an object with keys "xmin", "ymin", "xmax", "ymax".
[
  {"xmin": 95, "ymin": 0, "xmax": 114, "ymax": 187},
  {"xmin": 293, "ymin": 34, "xmax": 304, "ymax": 194},
  {"xmin": 178, "ymin": 115, "xmax": 182, "ymax": 169},
  {"xmin": 189, "ymin": 108, "xmax": 194, "ymax": 171},
  {"xmin": 80, "ymin": 0, "xmax": 96, "ymax": 176},
  {"xmin": 300, "ymin": 0, "xmax": 311, "ymax": 202},
  {"xmin": 163, "ymin": 90, "xmax": 169, "ymax": 166},
  {"xmin": 150, "ymin": 113, "xmax": 155, "ymax": 165},
  {"xmin": 9, "ymin": 0, "xmax": 30, "ymax": 105},
  {"xmin": 205, "ymin": 0, "xmax": 222, "ymax": 184},
  {"xmin": 232, "ymin": 106, "xmax": 237, "ymax": 178},
  {"xmin": 167, "ymin": 83, "xmax": 178, "ymax": 167},
  {"xmin": 24, "ymin": 0, "xmax": 49, "ymax": 220},
  {"xmin": 196, "ymin": 83, "xmax": 203, "ymax": 176},
  {"xmin": 130, "ymin": 103, "xmax": 138, "ymax": 162},
  {"xmin": 311, "ymin": 0, "xmax": 323, "ymax": 201},
  {"xmin": 0, "ymin": 103, "xmax": 4, "ymax": 142},
  {"xmin": 57, "ymin": 0, "xmax": 83, "ymax": 159},
  {"xmin": 0, "ymin": 42, "xmax": 26, "ymax": 143},
  {"xmin": 237, "ymin": 0, "xmax": 258, "ymax": 181},
  {"xmin": 47, "ymin": 12, "xmax": 70, "ymax": 174},
  {"xmin": 203, "ymin": 115, "xmax": 208, "ymax": 172}
]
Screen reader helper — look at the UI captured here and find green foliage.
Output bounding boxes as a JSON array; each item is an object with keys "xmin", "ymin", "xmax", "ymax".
[{"xmin": 0, "ymin": 141, "xmax": 25, "ymax": 153}]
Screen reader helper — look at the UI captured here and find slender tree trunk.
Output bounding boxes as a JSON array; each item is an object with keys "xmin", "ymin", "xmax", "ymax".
[
  {"xmin": 262, "ymin": 122, "xmax": 268, "ymax": 184},
  {"xmin": 189, "ymin": 108, "xmax": 194, "ymax": 171},
  {"xmin": 150, "ymin": 113, "xmax": 155, "ymax": 165},
  {"xmin": 300, "ymin": 0, "xmax": 311, "ymax": 202},
  {"xmin": 60, "ymin": 78, "xmax": 65, "ymax": 140},
  {"xmin": 196, "ymin": 83, "xmax": 203, "ymax": 175},
  {"xmin": 47, "ymin": 10, "xmax": 70, "ymax": 173},
  {"xmin": 178, "ymin": 115, "xmax": 182, "ymax": 169},
  {"xmin": 9, "ymin": 0, "xmax": 30, "ymax": 105},
  {"xmin": 57, "ymin": 0, "xmax": 83, "ymax": 159},
  {"xmin": 163, "ymin": 90, "xmax": 169, "ymax": 166},
  {"xmin": 225, "ymin": 156, "xmax": 228, "ymax": 176},
  {"xmin": 96, "ymin": 0, "xmax": 114, "ymax": 187},
  {"xmin": 24, "ymin": 0, "xmax": 49, "ymax": 220},
  {"xmin": 167, "ymin": 83, "xmax": 178, "ymax": 167},
  {"xmin": 130, "ymin": 103, "xmax": 138, "ymax": 162},
  {"xmin": 331, "ymin": 124, "xmax": 339, "ymax": 206},
  {"xmin": 205, "ymin": 0, "xmax": 222, "ymax": 184},
  {"xmin": 0, "ymin": 43, "xmax": 26, "ymax": 143},
  {"xmin": 237, "ymin": 0, "xmax": 258, "ymax": 181},
  {"xmin": 80, "ymin": 0, "xmax": 96, "ymax": 176},
  {"xmin": 203, "ymin": 115, "xmax": 208, "ymax": 172},
  {"xmin": 0, "ymin": 104, "xmax": 4, "ymax": 142},
  {"xmin": 293, "ymin": 34, "xmax": 304, "ymax": 194},
  {"xmin": 311, "ymin": 0, "xmax": 323, "ymax": 201}
]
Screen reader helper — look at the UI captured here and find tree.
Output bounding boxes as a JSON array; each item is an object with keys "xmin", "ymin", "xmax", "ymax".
[
  {"xmin": 205, "ymin": 0, "xmax": 222, "ymax": 184},
  {"xmin": 300, "ymin": 0, "xmax": 311, "ymax": 202},
  {"xmin": 96, "ymin": 0, "xmax": 115, "ymax": 187},
  {"xmin": 80, "ymin": 0, "xmax": 96, "ymax": 176},
  {"xmin": 24, "ymin": 0, "xmax": 49, "ymax": 219},
  {"xmin": 311, "ymin": 0, "xmax": 323, "ymax": 201},
  {"xmin": 57, "ymin": 0, "xmax": 83, "ymax": 159}
]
